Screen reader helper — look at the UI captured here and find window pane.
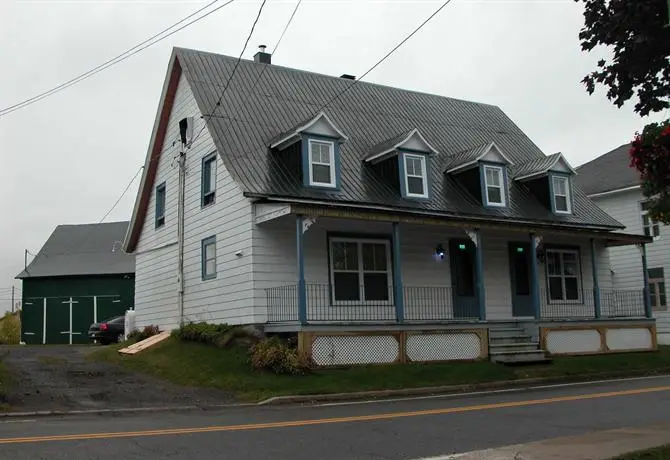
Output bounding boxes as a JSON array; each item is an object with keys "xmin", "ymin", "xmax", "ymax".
[
  {"xmin": 333, "ymin": 273, "xmax": 359, "ymax": 301},
  {"xmin": 553, "ymin": 177, "xmax": 566, "ymax": 195},
  {"xmin": 648, "ymin": 268, "xmax": 664, "ymax": 279},
  {"xmin": 565, "ymin": 277, "xmax": 579, "ymax": 300},
  {"xmin": 548, "ymin": 277, "xmax": 563, "ymax": 300},
  {"xmin": 485, "ymin": 167, "xmax": 501, "ymax": 186},
  {"xmin": 407, "ymin": 176, "xmax": 424, "ymax": 195},
  {"xmin": 312, "ymin": 164, "xmax": 331, "ymax": 184},
  {"xmin": 205, "ymin": 259, "xmax": 216, "ymax": 275},
  {"xmin": 362, "ymin": 243, "xmax": 387, "ymax": 271},
  {"xmin": 563, "ymin": 261, "xmax": 577, "ymax": 276},
  {"xmin": 363, "ymin": 273, "xmax": 389, "ymax": 301},
  {"xmin": 555, "ymin": 196, "xmax": 568, "ymax": 212},
  {"xmin": 209, "ymin": 160, "xmax": 216, "ymax": 191},
  {"xmin": 650, "ymin": 283, "xmax": 658, "ymax": 307},
  {"xmin": 546, "ymin": 252, "xmax": 560, "ymax": 275},
  {"xmin": 332, "ymin": 242, "xmax": 358, "ymax": 270},
  {"xmin": 487, "ymin": 186, "xmax": 502, "ymax": 204},
  {"xmin": 406, "ymin": 157, "xmax": 422, "ymax": 176},
  {"xmin": 653, "ymin": 224, "xmax": 660, "ymax": 237},
  {"xmin": 660, "ymin": 282, "xmax": 666, "ymax": 306}
]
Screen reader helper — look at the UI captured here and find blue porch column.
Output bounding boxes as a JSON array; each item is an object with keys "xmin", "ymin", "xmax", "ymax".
[
  {"xmin": 590, "ymin": 238, "xmax": 601, "ymax": 319},
  {"xmin": 296, "ymin": 215, "xmax": 307, "ymax": 324},
  {"xmin": 529, "ymin": 233, "xmax": 541, "ymax": 320},
  {"xmin": 391, "ymin": 222, "xmax": 404, "ymax": 323},
  {"xmin": 641, "ymin": 243, "xmax": 652, "ymax": 318},
  {"xmin": 474, "ymin": 229, "xmax": 486, "ymax": 321}
]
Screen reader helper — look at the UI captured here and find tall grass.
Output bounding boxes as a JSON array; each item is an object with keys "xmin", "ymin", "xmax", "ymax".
[{"xmin": 0, "ymin": 311, "xmax": 20, "ymax": 345}]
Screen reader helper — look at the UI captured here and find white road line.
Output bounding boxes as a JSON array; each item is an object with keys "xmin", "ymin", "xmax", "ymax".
[
  {"xmin": 314, "ymin": 374, "xmax": 670, "ymax": 408},
  {"xmin": 0, "ymin": 419, "xmax": 37, "ymax": 424}
]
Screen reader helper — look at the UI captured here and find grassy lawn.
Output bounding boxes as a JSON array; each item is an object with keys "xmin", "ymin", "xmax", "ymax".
[
  {"xmin": 91, "ymin": 338, "xmax": 670, "ymax": 402},
  {"xmin": 0, "ymin": 354, "xmax": 10, "ymax": 411},
  {"xmin": 612, "ymin": 445, "xmax": 670, "ymax": 459}
]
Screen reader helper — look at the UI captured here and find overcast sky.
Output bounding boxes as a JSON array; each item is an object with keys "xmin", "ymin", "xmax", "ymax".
[{"xmin": 0, "ymin": 0, "xmax": 664, "ymax": 313}]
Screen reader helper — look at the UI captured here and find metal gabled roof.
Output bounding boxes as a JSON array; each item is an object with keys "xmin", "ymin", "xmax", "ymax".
[
  {"xmin": 575, "ymin": 143, "xmax": 640, "ymax": 196},
  {"xmin": 126, "ymin": 47, "xmax": 624, "ymax": 244}
]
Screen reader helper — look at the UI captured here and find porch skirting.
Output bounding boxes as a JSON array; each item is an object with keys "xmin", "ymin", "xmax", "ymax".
[
  {"xmin": 539, "ymin": 320, "xmax": 657, "ymax": 356},
  {"xmin": 298, "ymin": 328, "xmax": 488, "ymax": 367}
]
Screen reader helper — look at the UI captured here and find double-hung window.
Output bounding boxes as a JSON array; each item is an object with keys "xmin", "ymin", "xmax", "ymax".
[
  {"xmin": 329, "ymin": 238, "xmax": 392, "ymax": 303},
  {"xmin": 546, "ymin": 248, "xmax": 581, "ymax": 302},
  {"xmin": 201, "ymin": 236, "xmax": 217, "ymax": 280},
  {"xmin": 648, "ymin": 267, "xmax": 666, "ymax": 311},
  {"xmin": 640, "ymin": 201, "xmax": 660, "ymax": 238},
  {"xmin": 552, "ymin": 176, "xmax": 571, "ymax": 214},
  {"xmin": 202, "ymin": 153, "xmax": 217, "ymax": 206},
  {"xmin": 308, "ymin": 139, "xmax": 336, "ymax": 187},
  {"xmin": 483, "ymin": 165, "xmax": 505, "ymax": 206},
  {"xmin": 155, "ymin": 182, "xmax": 166, "ymax": 228},
  {"xmin": 403, "ymin": 154, "xmax": 428, "ymax": 198}
]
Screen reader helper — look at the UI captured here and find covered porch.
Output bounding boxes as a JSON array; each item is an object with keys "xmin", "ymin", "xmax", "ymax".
[{"xmin": 258, "ymin": 204, "xmax": 653, "ymax": 327}]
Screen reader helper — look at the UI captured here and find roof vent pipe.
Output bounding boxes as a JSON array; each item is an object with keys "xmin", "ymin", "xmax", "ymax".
[{"xmin": 254, "ymin": 44, "xmax": 271, "ymax": 64}]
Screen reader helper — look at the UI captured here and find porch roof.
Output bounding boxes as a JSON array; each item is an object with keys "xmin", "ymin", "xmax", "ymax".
[{"xmin": 253, "ymin": 200, "xmax": 652, "ymax": 247}]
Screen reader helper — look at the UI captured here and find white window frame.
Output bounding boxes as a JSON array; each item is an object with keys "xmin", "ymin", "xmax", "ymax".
[
  {"xmin": 545, "ymin": 248, "xmax": 582, "ymax": 303},
  {"xmin": 483, "ymin": 165, "xmax": 506, "ymax": 207},
  {"xmin": 307, "ymin": 139, "xmax": 336, "ymax": 188},
  {"xmin": 640, "ymin": 201, "xmax": 660, "ymax": 240},
  {"xmin": 403, "ymin": 154, "xmax": 428, "ymax": 198},
  {"xmin": 648, "ymin": 268, "xmax": 666, "ymax": 311},
  {"xmin": 552, "ymin": 175, "xmax": 572, "ymax": 214},
  {"xmin": 328, "ymin": 237, "xmax": 393, "ymax": 305},
  {"xmin": 201, "ymin": 236, "xmax": 217, "ymax": 280}
]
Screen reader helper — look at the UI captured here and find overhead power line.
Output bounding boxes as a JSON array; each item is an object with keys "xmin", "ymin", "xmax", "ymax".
[
  {"xmin": 99, "ymin": 166, "xmax": 144, "ymax": 223},
  {"xmin": 0, "ymin": 0, "xmax": 238, "ymax": 118}
]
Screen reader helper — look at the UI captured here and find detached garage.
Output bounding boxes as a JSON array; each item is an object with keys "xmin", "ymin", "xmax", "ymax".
[{"xmin": 16, "ymin": 221, "xmax": 135, "ymax": 345}]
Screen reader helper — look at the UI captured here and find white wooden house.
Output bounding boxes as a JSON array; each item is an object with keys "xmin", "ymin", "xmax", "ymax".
[
  {"xmin": 577, "ymin": 143, "xmax": 670, "ymax": 344},
  {"xmin": 123, "ymin": 47, "xmax": 656, "ymax": 366}
]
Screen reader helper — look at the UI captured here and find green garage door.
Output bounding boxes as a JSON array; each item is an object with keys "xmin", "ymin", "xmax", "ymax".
[
  {"xmin": 45, "ymin": 297, "xmax": 71, "ymax": 344},
  {"xmin": 96, "ymin": 296, "xmax": 126, "ymax": 323},
  {"xmin": 21, "ymin": 299, "xmax": 44, "ymax": 345},
  {"xmin": 72, "ymin": 296, "xmax": 94, "ymax": 344}
]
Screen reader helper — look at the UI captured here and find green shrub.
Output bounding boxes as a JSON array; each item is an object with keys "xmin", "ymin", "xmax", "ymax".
[
  {"xmin": 172, "ymin": 322, "xmax": 231, "ymax": 346},
  {"xmin": 0, "ymin": 312, "xmax": 20, "ymax": 345},
  {"xmin": 127, "ymin": 324, "xmax": 160, "ymax": 342},
  {"xmin": 250, "ymin": 337, "xmax": 311, "ymax": 375}
]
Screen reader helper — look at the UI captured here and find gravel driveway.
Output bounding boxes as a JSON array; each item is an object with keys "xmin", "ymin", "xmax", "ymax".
[{"xmin": 0, "ymin": 345, "xmax": 235, "ymax": 412}]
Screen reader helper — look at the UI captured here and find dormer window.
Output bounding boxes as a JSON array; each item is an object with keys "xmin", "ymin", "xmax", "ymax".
[
  {"xmin": 308, "ymin": 139, "xmax": 336, "ymax": 187},
  {"xmin": 365, "ymin": 129, "xmax": 438, "ymax": 201},
  {"xmin": 551, "ymin": 175, "xmax": 571, "ymax": 214},
  {"xmin": 483, "ymin": 164, "xmax": 505, "ymax": 206},
  {"xmin": 403, "ymin": 153, "xmax": 428, "ymax": 198},
  {"xmin": 269, "ymin": 111, "xmax": 347, "ymax": 191},
  {"xmin": 444, "ymin": 142, "xmax": 513, "ymax": 208}
]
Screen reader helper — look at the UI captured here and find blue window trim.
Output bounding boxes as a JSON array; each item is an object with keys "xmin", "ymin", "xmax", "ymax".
[
  {"xmin": 301, "ymin": 134, "xmax": 341, "ymax": 190},
  {"xmin": 548, "ymin": 172, "xmax": 573, "ymax": 215},
  {"xmin": 201, "ymin": 152, "xmax": 217, "ymax": 208},
  {"xmin": 201, "ymin": 235, "xmax": 217, "ymax": 281},
  {"xmin": 398, "ymin": 150, "xmax": 431, "ymax": 200},
  {"xmin": 155, "ymin": 182, "xmax": 166, "ymax": 229},
  {"xmin": 479, "ymin": 162, "xmax": 509, "ymax": 208}
]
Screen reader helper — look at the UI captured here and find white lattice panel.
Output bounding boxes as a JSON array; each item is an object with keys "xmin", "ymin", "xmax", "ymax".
[
  {"xmin": 311, "ymin": 335, "xmax": 399, "ymax": 366},
  {"xmin": 606, "ymin": 328, "xmax": 653, "ymax": 351},
  {"xmin": 406, "ymin": 333, "xmax": 481, "ymax": 362},
  {"xmin": 545, "ymin": 329, "xmax": 601, "ymax": 354}
]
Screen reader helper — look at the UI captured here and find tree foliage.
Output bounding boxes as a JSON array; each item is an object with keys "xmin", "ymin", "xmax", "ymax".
[{"xmin": 576, "ymin": 0, "xmax": 670, "ymax": 116}]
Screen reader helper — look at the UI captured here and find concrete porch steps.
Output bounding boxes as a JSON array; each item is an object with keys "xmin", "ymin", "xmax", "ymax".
[{"xmin": 488, "ymin": 325, "xmax": 551, "ymax": 365}]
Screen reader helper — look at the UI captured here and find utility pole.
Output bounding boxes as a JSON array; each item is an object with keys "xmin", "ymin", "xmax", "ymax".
[
  {"xmin": 11, "ymin": 286, "xmax": 14, "ymax": 313},
  {"xmin": 177, "ymin": 117, "xmax": 193, "ymax": 327}
]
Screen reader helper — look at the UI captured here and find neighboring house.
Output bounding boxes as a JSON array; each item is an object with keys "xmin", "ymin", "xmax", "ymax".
[
  {"xmin": 16, "ymin": 222, "xmax": 135, "ymax": 345},
  {"xmin": 123, "ymin": 47, "xmax": 655, "ymax": 366},
  {"xmin": 576, "ymin": 143, "xmax": 669, "ymax": 345}
]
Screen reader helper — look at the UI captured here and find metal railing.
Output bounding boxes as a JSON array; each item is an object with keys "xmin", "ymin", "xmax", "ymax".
[
  {"xmin": 539, "ymin": 288, "xmax": 646, "ymax": 320},
  {"xmin": 539, "ymin": 288, "xmax": 596, "ymax": 319},
  {"xmin": 600, "ymin": 288, "xmax": 646, "ymax": 318}
]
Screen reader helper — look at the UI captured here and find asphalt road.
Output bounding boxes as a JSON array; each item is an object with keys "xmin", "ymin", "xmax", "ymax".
[{"xmin": 1, "ymin": 375, "xmax": 670, "ymax": 460}]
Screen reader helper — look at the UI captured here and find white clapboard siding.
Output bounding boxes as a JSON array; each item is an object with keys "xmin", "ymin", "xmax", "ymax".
[
  {"xmin": 592, "ymin": 189, "xmax": 670, "ymax": 343},
  {"xmin": 134, "ymin": 73, "xmax": 256, "ymax": 330},
  {"xmin": 252, "ymin": 217, "xmax": 610, "ymax": 322}
]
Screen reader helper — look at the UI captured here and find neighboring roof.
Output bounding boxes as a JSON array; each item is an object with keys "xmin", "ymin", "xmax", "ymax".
[
  {"xmin": 16, "ymin": 221, "xmax": 134, "ymax": 279},
  {"xmin": 443, "ymin": 141, "xmax": 513, "ymax": 174},
  {"xmin": 514, "ymin": 153, "xmax": 576, "ymax": 181},
  {"xmin": 365, "ymin": 128, "xmax": 438, "ymax": 163},
  {"xmin": 125, "ymin": 48, "xmax": 624, "ymax": 250},
  {"xmin": 575, "ymin": 143, "xmax": 641, "ymax": 196}
]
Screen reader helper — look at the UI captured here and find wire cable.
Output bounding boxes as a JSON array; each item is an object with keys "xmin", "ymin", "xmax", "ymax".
[
  {"xmin": 273, "ymin": 0, "xmax": 303, "ymax": 54},
  {"xmin": 99, "ymin": 166, "xmax": 144, "ymax": 223},
  {"xmin": 0, "ymin": 0, "xmax": 237, "ymax": 118}
]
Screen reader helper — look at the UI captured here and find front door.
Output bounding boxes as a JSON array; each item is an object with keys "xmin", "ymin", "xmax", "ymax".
[
  {"xmin": 449, "ymin": 239, "xmax": 478, "ymax": 319},
  {"xmin": 509, "ymin": 242, "xmax": 534, "ymax": 317}
]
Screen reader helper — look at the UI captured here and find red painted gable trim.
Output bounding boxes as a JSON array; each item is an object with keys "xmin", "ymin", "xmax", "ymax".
[{"xmin": 126, "ymin": 58, "xmax": 182, "ymax": 252}]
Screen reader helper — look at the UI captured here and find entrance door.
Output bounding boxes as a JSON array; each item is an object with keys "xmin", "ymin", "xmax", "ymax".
[
  {"xmin": 449, "ymin": 239, "xmax": 479, "ymax": 319},
  {"xmin": 21, "ymin": 299, "xmax": 44, "ymax": 345},
  {"xmin": 509, "ymin": 242, "xmax": 534, "ymax": 317}
]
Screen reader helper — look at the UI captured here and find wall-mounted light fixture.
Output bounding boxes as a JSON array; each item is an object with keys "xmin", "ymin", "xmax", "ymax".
[{"xmin": 435, "ymin": 244, "xmax": 445, "ymax": 259}]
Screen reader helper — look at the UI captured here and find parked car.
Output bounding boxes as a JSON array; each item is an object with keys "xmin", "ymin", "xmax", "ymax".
[{"xmin": 88, "ymin": 316, "xmax": 125, "ymax": 345}]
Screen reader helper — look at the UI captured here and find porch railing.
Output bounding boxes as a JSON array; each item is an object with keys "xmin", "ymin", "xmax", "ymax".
[
  {"xmin": 266, "ymin": 284, "xmax": 477, "ymax": 323},
  {"xmin": 539, "ymin": 288, "xmax": 646, "ymax": 320}
]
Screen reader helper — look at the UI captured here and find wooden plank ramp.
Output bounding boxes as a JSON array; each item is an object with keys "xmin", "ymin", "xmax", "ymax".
[{"xmin": 119, "ymin": 331, "xmax": 170, "ymax": 355}]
